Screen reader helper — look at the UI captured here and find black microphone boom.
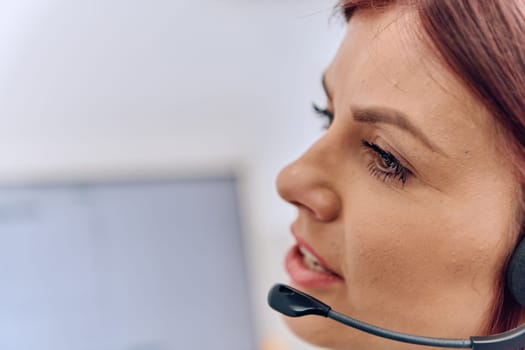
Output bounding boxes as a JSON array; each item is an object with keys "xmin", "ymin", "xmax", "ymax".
[{"xmin": 268, "ymin": 284, "xmax": 525, "ymax": 350}]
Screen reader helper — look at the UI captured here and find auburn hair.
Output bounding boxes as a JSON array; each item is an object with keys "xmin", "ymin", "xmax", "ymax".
[{"xmin": 339, "ymin": 0, "xmax": 525, "ymax": 336}]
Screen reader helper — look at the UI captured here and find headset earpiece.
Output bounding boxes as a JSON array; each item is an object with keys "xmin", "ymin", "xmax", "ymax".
[{"xmin": 507, "ymin": 237, "xmax": 525, "ymax": 307}]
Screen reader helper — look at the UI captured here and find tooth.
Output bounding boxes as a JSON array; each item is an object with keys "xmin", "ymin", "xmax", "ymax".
[{"xmin": 299, "ymin": 246, "xmax": 330, "ymax": 273}]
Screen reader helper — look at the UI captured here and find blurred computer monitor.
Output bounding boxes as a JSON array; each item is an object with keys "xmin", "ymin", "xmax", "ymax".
[{"xmin": 0, "ymin": 175, "xmax": 255, "ymax": 350}]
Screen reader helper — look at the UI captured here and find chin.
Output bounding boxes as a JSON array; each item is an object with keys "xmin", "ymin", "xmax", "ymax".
[
  {"xmin": 283, "ymin": 315, "xmax": 411, "ymax": 350},
  {"xmin": 284, "ymin": 314, "xmax": 348, "ymax": 349}
]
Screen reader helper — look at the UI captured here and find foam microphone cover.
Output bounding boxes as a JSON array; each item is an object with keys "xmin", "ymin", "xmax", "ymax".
[{"xmin": 507, "ymin": 238, "xmax": 525, "ymax": 307}]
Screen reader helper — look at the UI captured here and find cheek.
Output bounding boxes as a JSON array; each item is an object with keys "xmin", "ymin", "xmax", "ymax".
[
  {"xmin": 344, "ymin": 206, "xmax": 441, "ymax": 308},
  {"xmin": 340, "ymin": 191, "xmax": 509, "ymax": 332}
]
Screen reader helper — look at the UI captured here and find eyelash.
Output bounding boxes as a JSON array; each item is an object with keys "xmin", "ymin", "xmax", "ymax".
[
  {"xmin": 362, "ymin": 140, "xmax": 409, "ymax": 186},
  {"xmin": 312, "ymin": 102, "xmax": 334, "ymax": 129},
  {"xmin": 312, "ymin": 103, "xmax": 410, "ymax": 187}
]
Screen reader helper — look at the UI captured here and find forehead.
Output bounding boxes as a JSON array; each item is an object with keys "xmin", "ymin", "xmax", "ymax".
[{"xmin": 325, "ymin": 8, "xmax": 498, "ymax": 154}]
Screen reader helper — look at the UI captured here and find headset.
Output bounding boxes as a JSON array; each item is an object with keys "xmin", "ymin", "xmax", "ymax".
[{"xmin": 267, "ymin": 238, "xmax": 525, "ymax": 350}]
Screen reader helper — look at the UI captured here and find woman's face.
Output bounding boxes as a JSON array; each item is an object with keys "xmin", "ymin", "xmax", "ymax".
[{"xmin": 276, "ymin": 8, "xmax": 521, "ymax": 350}]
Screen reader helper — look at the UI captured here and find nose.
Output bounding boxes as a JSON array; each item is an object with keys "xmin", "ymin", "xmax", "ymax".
[{"xmin": 276, "ymin": 135, "xmax": 342, "ymax": 222}]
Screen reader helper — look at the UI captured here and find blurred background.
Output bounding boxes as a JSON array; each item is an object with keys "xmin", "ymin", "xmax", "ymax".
[{"xmin": 0, "ymin": 1, "xmax": 344, "ymax": 349}]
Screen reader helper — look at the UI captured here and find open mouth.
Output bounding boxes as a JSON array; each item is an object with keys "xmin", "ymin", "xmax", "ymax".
[
  {"xmin": 285, "ymin": 244, "xmax": 344, "ymax": 289},
  {"xmin": 298, "ymin": 245, "xmax": 339, "ymax": 275}
]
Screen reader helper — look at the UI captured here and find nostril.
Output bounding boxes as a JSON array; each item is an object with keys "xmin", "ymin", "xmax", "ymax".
[
  {"xmin": 291, "ymin": 201, "xmax": 304, "ymax": 208},
  {"xmin": 310, "ymin": 188, "xmax": 341, "ymax": 222},
  {"xmin": 292, "ymin": 201, "xmax": 316, "ymax": 217}
]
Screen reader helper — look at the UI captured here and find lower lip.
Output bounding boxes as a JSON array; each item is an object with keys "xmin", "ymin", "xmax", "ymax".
[{"xmin": 285, "ymin": 244, "xmax": 344, "ymax": 289}]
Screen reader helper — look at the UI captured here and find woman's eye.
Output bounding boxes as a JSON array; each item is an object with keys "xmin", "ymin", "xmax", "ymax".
[
  {"xmin": 312, "ymin": 102, "xmax": 334, "ymax": 130},
  {"xmin": 362, "ymin": 140, "xmax": 410, "ymax": 186}
]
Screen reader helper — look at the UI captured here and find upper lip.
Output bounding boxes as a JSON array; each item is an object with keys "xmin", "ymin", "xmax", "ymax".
[{"xmin": 291, "ymin": 226, "xmax": 344, "ymax": 279}]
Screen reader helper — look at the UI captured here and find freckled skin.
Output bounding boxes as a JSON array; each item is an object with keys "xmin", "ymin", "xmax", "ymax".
[{"xmin": 276, "ymin": 8, "xmax": 522, "ymax": 350}]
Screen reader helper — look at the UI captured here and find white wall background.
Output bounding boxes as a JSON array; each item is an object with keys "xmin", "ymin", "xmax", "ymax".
[{"xmin": 0, "ymin": 1, "xmax": 345, "ymax": 349}]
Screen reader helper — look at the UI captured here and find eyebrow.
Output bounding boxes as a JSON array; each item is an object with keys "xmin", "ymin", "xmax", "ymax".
[
  {"xmin": 321, "ymin": 73, "xmax": 445, "ymax": 156},
  {"xmin": 353, "ymin": 107, "xmax": 445, "ymax": 155}
]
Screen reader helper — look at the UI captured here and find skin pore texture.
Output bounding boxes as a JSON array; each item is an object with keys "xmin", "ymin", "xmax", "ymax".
[{"xmin": 276, "ymin": 7, "xmax": 522, "ymax": 350}]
